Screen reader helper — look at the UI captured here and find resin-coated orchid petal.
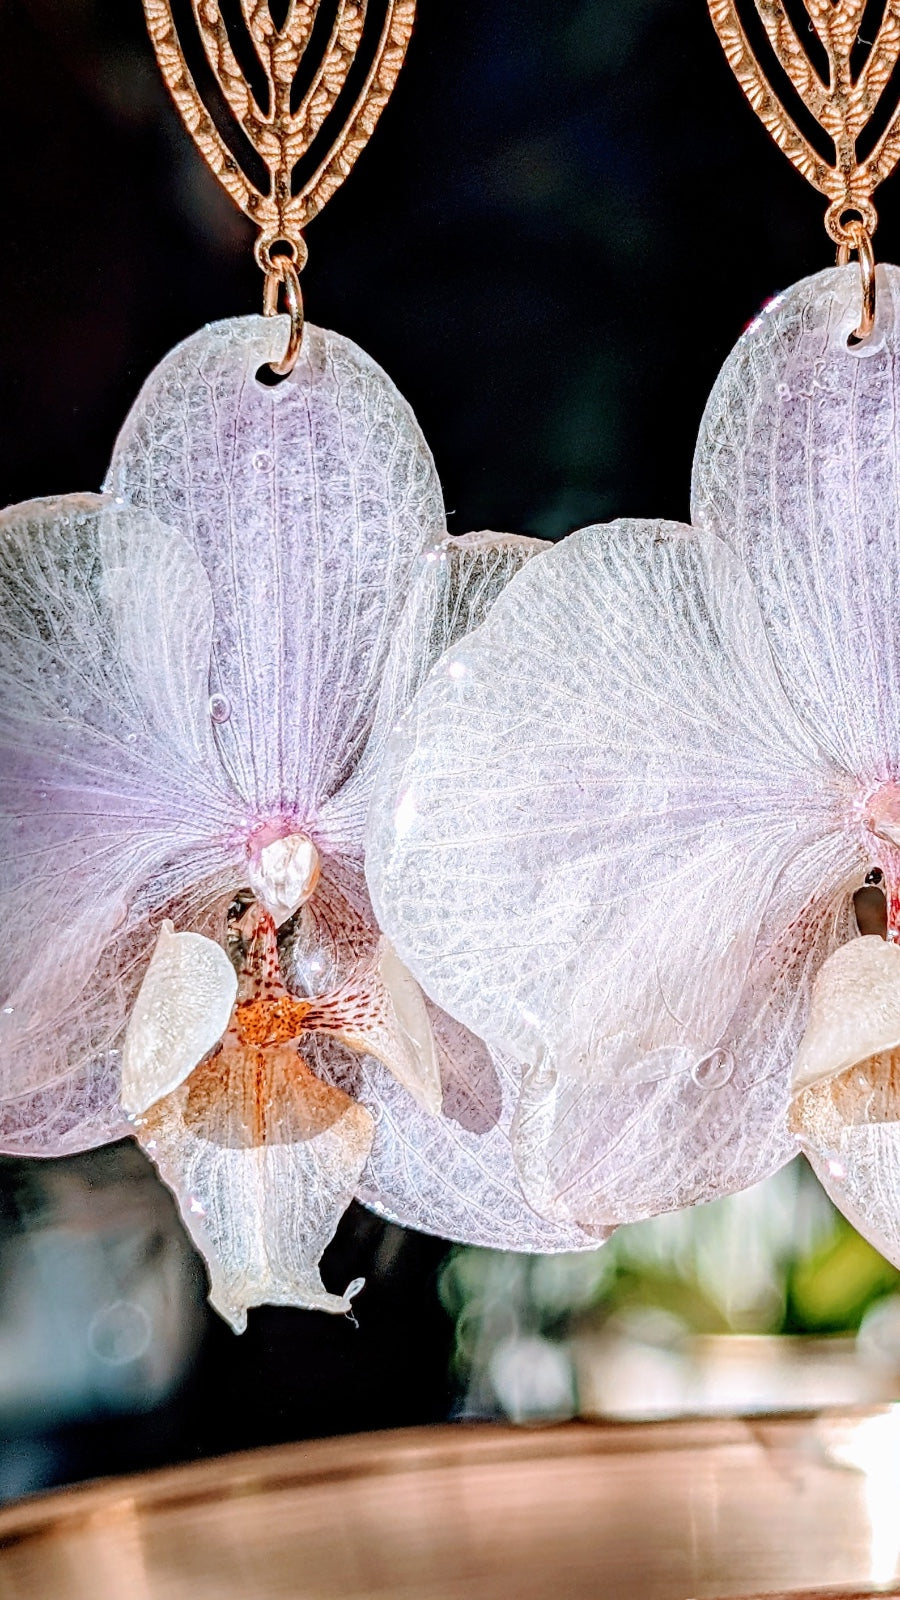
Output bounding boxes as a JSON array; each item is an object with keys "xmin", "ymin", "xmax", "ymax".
[
  {"xmin": 793, "ymin": 939, "xmax": 900, "ymax": 1270},
  {"xmin": 0, "ymin": 1056, "xmax": 127, "ymax": 1157},
  {"xmin": 133, "ymin": 904, "xmax": 375, "ymax": 1328},
  {"xmin": 281, "ymin": 867, "xmax": 600, "ymax": 1250},
  {"xmin": 350, "ymin": 1023, "xmax": 609, "ymax": 1251},
  {"xmin": 368, "ymin": 522, "xmax": 848, "ymax": 1080},
  {"xmin": 297, "ymin": 937, "xmax": 441, "ymax": 1115},
  {"xmin": 121, "ymin": 923, "xmax": 238, "ymax": 1116},
  {"xmin": 375, "ymin": 938, "xmax": 441, "ymax": 1113},
  {"xmin": 513, "ymin": 858, "xmax": 855, "ymax": 1225},
  {"xmin": 320, "ymin": 530, "xmax": 548, "ymax": 858},
  {"xmin": 106, "ymin": 318, "xmax": 444, "ymax": 821},
  {"xmin": 313, "ymin": 529, "xmax": 600, "ymax": 1250},
  {"xmin": 693, "ymin": 264, "xmax": 900, "ymax": 778},
  {"xmin": 139, "ymin": 1044, "xmax": 373, "ymax": 1331},
  {"xmin": 0, "ymin": 495, "xmax": 242, "ymax": 1115}
]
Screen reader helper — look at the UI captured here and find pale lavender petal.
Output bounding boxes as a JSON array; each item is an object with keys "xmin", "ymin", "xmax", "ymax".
[
  {"xmin": 281, "ymin": 868, "xmax": 600, "ymax": 1251},
  {"xmin": 0, "ymin": 495, "xmax": 242, "ymax": 1115},
  {"xmin": 693, "ymin": 264, "xmax": 900, "ymax": 778},
  {"xmin": 367, "ymin": 521, "xmax": 849, "ymax": 1080},
  {"xmin": 320, "ymin": 530, "xmax": 549, "ymax": 859},
  {"xmin": 0, "ymin": 1056, "xmax": 128, "ymax": 1157},
  {"xmin": 106, "ymin": 318, "xmax": 445, "ymax": 825},
  {"xmin": 514, "ymin": 834, "xmax": 856, "ymax": 1224}
]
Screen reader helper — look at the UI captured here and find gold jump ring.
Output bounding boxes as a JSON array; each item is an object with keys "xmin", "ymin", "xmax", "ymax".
[
  {"xmin": 837, "ymin": 219, "xmax": 876, "ymax": 343},
  {"xmin": 262, "ymin": 255, "xmax": 304, "ymax": 377}
]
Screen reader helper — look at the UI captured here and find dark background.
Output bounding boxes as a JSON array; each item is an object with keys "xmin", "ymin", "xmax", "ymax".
[{"xmin": 1, "ymin": 0, "xmax": 897, "ymax": 1495}]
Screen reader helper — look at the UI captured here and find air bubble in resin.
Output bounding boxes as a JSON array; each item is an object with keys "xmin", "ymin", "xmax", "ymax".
[{"xmin": 691, "ymin": 1047, "xmax": 734, "ymax": 1089}]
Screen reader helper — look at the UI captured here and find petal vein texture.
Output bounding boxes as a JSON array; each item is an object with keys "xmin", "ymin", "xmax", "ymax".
[
  {"xmin": 0, "ymin": 494, "xmax": 242, "ymax": 1122},
  {"xmin": 106, "ymin": 317, "xmax": 445, "ymax": 824},
  {"xmin": 368, "ymin": 520, "xmax": 858, "ymax": 1218},
  {"xmin": 693, "ymin": 264, "xmax": 900, "ymax": 779}
]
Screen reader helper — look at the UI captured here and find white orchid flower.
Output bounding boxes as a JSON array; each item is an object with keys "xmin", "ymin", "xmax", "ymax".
[
  {"xmin": 0, "ymin": 316, "xmax": 602, "ymax": 1332},
  {"xmin": 369, "ymin": 265, "xmax": 900, "ymax": 1263}
]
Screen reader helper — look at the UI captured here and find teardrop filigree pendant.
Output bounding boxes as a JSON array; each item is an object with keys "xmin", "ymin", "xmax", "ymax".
[
  {"xmin": 709, "ymin": 0, "xmax": 900, "ymax": 244},
  {"xmin": 145, "ymin": 0, "xmax": 415, "ymax": 271}
]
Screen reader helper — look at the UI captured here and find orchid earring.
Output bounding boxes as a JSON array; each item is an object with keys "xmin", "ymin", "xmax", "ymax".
[
  {"xmin": 368, "ymin": 0, "xmax": 900, "ymax": 1266},
  {"xmin": 0, "ymin": 3, "xmax": 611, "ymax": 1333}
]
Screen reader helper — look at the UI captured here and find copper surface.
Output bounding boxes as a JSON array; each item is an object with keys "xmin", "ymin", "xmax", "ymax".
[
  {"xmin": 708, "ymin": 1, "xmax": 900, "ymax": 244},
  {"xmin": 2, "ymin": 1412, "xmax": 900, "ymax": 1598}
]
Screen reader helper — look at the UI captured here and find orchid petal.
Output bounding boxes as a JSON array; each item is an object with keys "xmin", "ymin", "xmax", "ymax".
[
  {"xmin": 352, "ymin": 1021, "xmax": 609, "ymax": 1250},
  {"xmin": 0, "ymin": 495, "xmax": 240, "ymax": 1120},
  {"xmin": 367, "ymin": 521, "xmax": 847, "ymax": 1083},
  {"xmin": 803, "ymin": 1124, "xmax": 900, "ymax": 1271},
  {"xmin": 693, "ymin": 264, "xmax": 900, "ymax": 778},
  {"xmin": 121, "ymin": 922, "xmax": 238, "ymax": 1116},
  {"xmin": 511, "ymin": 829, "xmax": 854, "ymax": 1223},
  {"xmin": 793, "ymin": 936, "xmax": 900, "ymax": 1094},
  {"xmin": 0, "ymin": 1055, "xmax": 128, "ymax": 1157},
  {"xmin": 281, "ymin": 870, "xmax": 601, "ymax": 1249},
  {"xmin": 320, "ymin": 530, "xmax": 548, "ymax": 858},
  {"xmin": 792, "ymin": 938, "xmax": 900, "ymax": 1270},
  {"xmin": 136, "ymin": 1042, "xmax": 374, "ymax": 1330},
  {"xmin": 300, "ymin": 935, "xmax": 442, "ymax": 1116},
  {"xmin": 106, "ymin": 318, "xmax": 444, "ymax": 822},
  {"xmin": 375, "ymin": 937, "xmax": 442, "ymax": 1113}
]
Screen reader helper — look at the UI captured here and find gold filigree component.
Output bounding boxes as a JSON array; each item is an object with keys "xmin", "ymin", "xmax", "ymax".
[
  {"xmin": 144, "ymin": 0, "xmax": 414, "ymax": 267},
  {"xmin": 709, "ymin": 0, "xmax": 900, "ymax": 245}
]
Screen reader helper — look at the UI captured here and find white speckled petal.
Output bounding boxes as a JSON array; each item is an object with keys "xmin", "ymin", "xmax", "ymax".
[
  {"xmin": 693, "ymin": 264, "xmax": 900, "ymax": 776},
  {"xmin": 0, "ymin": 1056, "xmax": 128, "ymax": 1157},
  {"xmin": 282, "ymin": 869, "xmax": 600, "ymax": 1251},
  {"xmin": 368, "ymin": 521, "xmax": 848, "ymax": 1079},
  {"xmin": 514, "ymin": 838, "xmax": 855, "ymax": 1224},
  {"xmin": 352, "ymin": 1021, "xmax": 608, "ymax": 1251},
  {"xmin": 107, "ymin": 317, "xmax": 445, "ymax": 821},
  {"xmin": 320, "ymin": 530, "xmax": 548, "ymax": 858},
  {"xmin": 298, "ymin": 932, "xmax": 442, "ymax": 1117},
  {"xmin": 0, "ymin": 495, "xmax": 241, "ymax": 1118},
  {"xmin": 121, "ymin": 923, "xmax": 238, "ymax": 1116},
  {"xmin": 137, "ymin": 1042, "xmax": 374, "ymax": 1331}
]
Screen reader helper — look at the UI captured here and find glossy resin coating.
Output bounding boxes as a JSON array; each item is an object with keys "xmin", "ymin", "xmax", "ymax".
[
  {"xmin": 369, "ymin": 267, "xmax": 900, "ymax": 1231},
  {"xmin": 0, "ymin": 318, "xmax": 599, "ymax": 1328}
]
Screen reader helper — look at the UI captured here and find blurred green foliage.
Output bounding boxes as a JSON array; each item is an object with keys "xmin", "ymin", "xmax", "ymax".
[{"xmin": 440, "ymin": 1159, "xmax": 900, "ymax": 1398}]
